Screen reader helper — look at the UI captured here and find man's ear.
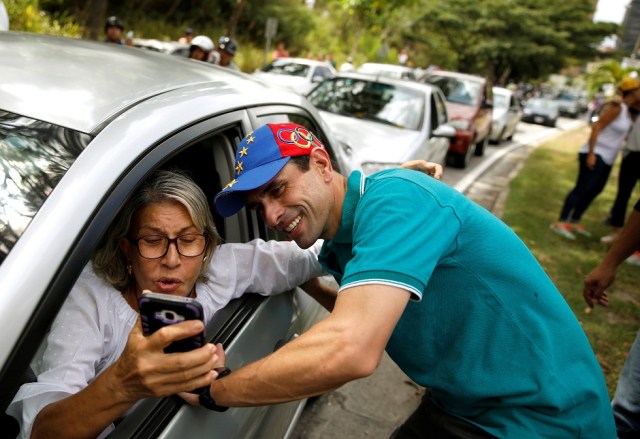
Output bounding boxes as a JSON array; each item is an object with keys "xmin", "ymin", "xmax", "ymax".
[{"xmin": 310, "ymin": 148, "xmax": 333, "ymax": 179}]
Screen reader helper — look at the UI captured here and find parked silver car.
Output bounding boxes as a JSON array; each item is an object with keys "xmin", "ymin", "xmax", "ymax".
[
  {"xmin": 0, "ymin": 32, "xmax": 341, "ymax": 438},
  {"xmin": 490, "ymin": 87, "xmax": 523, "ymax": 144},
  {"xmin": 307, "ymin": 73, "xmax": 455, "ymax": 175}
]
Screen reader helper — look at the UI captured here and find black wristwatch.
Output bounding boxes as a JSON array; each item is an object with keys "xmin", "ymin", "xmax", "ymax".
[{"xmin": 199, "ymin": 367, "xmax": 231, "ymax": 412}]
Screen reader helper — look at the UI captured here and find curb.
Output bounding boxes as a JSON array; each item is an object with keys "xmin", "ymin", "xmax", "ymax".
[{"xmin": 454, "ymin": 120, "xmax": 587, "ymax": 194}]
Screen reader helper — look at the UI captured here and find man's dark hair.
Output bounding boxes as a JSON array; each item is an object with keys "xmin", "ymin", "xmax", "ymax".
[{"xmin": 289, "ymin": 155, "xmax": 311, "ymax": 171}]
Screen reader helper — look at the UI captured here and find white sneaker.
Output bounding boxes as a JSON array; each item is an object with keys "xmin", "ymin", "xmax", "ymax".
[{"xmin": 600, "ymin": 231, "xmax": 620, "ymax": 244}]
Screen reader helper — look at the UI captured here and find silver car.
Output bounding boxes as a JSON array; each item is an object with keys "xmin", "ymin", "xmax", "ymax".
[
  {"xmin": 0, "ymin": 32, "xmax": 340, "ymax": 438},
  {"xmin": 307, "ymin": 73, "xmax": 455, "ymax": 175},
  {"xmin": 253, "ymin": 58, "xmax": 337, "ymax": 95}
]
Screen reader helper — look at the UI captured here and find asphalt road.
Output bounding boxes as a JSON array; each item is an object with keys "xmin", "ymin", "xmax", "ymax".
[{"xmin": 288, "ymin": 115, "xmax": 588, "ymax": 439}]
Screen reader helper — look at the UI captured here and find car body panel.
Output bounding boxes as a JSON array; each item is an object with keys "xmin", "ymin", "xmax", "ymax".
[
  {"xmin": 0, "ymin": 32, "xmax": 336, "ymax": 438},
  {"xmin": 422, "ymin": 70, "xmax": 493, "ymax": 166},
  {"xmin": 357, "ymin": 63, "xmax": 417, "ymax": 81}
]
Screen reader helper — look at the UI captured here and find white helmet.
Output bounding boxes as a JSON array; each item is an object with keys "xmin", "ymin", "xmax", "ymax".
[{"xmin": 190, "ymin": 35, "xmax": 214, "ymax": 52}]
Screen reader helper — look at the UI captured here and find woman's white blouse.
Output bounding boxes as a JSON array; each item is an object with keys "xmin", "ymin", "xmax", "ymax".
[{"xmin": 6, "ymin": 239, "xmax": 323, "ymax": 438}]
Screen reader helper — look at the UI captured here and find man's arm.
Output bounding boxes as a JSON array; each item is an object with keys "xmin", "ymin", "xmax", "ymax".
[
  {"xmin": 584, "ymin": 203, "xmax": 640, "ymax": 307},
  {"xmin": 299, "ymin": 276, "xmax": 338, "ymax": 311},
  {"xmin": 209, "ymin": 284, "xmax": 411, "ymax": 405}
]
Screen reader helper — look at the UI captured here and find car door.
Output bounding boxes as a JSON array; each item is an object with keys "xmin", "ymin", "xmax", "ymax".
[
  {"xmin": 425, "ymin": 90, "xmax": 451, "ymax": 165},
  {"xmin": 1, "ymin": 106, "xmax": 328, "ymax": 439}
]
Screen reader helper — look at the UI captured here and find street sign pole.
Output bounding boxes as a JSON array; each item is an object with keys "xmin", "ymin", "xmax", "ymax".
[{"xmin": 264, "ymin": 17, "xmax": 278, "ymax": 67}]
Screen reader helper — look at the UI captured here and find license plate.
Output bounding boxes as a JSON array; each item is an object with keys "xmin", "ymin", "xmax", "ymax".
[{"xmin": 534, "ymin": 116, "xmax": 544, "ymax": 123}]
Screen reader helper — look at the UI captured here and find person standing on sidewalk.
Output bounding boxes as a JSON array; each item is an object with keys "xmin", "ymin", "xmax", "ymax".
[
  {"xmin": 207, "ymin": 123, "xmax": 615, "ymax": 438},
  {"xmin": 584, "ymin": 198, "xmax": 640, "ymax": 438},
  {"xmin": 550, "ymin": 78, "xmax": 640, "ymax": 240},
  {"xmin": 601, "ymin": 113, "xmax": 640, "ymax": 254}
]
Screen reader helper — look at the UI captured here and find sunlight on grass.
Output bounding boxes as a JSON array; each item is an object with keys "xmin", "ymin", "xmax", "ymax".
[{"xmin": 503, "ymin": 126, "xmax": 640, "ymax": 396}]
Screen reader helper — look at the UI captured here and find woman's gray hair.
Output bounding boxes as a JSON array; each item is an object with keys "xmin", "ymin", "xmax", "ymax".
[{"xmin": 92, "ymin": 170, "xmax": 220, "ymax": 291}]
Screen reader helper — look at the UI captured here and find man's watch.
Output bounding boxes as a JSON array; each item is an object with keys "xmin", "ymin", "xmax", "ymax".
[{"xmin": 199, "ymin": 367, "xmax": 231, "ymax": 412}]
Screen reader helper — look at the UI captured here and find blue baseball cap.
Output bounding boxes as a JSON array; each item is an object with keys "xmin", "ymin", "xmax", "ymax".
[{"xmin": 214, "ymin": 123, "xmax": 325, "ymax": 217}]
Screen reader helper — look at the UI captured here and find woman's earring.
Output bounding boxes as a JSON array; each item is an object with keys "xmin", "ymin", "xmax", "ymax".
[{"xmin": 127, "ymin": 263, "xmax": 132, "ymax": 275}]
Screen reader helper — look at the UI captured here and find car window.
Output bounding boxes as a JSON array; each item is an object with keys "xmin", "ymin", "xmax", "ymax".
[
  {"xmin": 424, "ymin": 76, "xmax": 482, "ymax": 107},
  {"xmin": 260, "ymin": 61, "xmax": 310, "ymax": 78},
  {"xmin": 0, "ymin": 111, "xmax": 92, "ymax": 266},
  {"xmin": 493, "ymin": 93, "xmax": 508, "ymax": 110},
  {"xmin": 430, "ymin": 95, "xmax": 440, "ymax": 132},
  {"xmin": 308, "ymin": 78, "xmax": 424, "ymax": 130},
  {"xmin": 314, "ymin": 66, "xmax": 332, "ymax": 79}
]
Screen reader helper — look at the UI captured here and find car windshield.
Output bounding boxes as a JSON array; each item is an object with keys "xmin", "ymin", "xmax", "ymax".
[
  {"xmin": 424, "ymin": 76, "xmax": 482, "ymax": 106},
  {"xmin": 260, "ymin": 61, "xmax": 310, "ymax": 77},
  {"xmin": 527, "ymin": 98, "xmax": 556, "ymax": 109},
  {"xmin": 0, "ymin": 111, "xmax": 90, "ymax": 264},
  {"xmin": 308, "ymin": 78, "xmax": 424, "ymax": 130},
  {"xmin": 492, "ymin": 93, "xmax": 509, "ymax": 110}
]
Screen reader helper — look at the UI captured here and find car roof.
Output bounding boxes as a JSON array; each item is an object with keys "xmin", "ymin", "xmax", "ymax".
[
  {"xmin": 331, "ymin": 72, "xmax": 436, "ymax": 93},
  {"xmin": 358, "ymin": 62, "xmax": 414, "ymax": 72},
  {"xmin": 492, "ymin": 86, "xmax": 512, "ymax": 95},
  {"xmin": 268, "ymin": 57, "xmax": 335, "ymax": 68},
  {"xmin": 425, "ymin": 70, "xmax": 487, "ymax": 83},
  {"xmin": 0, "ymin": 32, "xmax": 267, "ymax": 134}
]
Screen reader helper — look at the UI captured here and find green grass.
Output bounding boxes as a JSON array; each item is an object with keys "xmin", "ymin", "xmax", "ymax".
[{"xmin": 502, "ymin": 126, "xmax": 640, "ymax": 396}]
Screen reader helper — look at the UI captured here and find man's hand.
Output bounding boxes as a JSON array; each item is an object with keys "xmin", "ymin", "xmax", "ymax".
[
  {"xmin": 583, "ymin": 263, "xmax": 616, "ymax": 308},
  {"xmin": 400, "ymin": 160, "xmax": 443, "ymax": 180}
]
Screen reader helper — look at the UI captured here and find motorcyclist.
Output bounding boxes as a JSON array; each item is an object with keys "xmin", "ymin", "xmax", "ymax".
[
  {"xmin": 189, "ymin": 35, "xmax": 214, "ymax": 62},
  {"xmin": 214, "ymin": 36, "xmax": 239, "ymax": 70},
  {"xmin": 104, "ymin": 16, "xmax": 124, "ymax": 45}
]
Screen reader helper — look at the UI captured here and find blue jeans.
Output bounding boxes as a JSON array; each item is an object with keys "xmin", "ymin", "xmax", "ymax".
[
  {"xmin": 560, "ymin": 153, "xmax": 612, "ymax": 222},
  {"xmin": 613, "ymin": 328, "xmax": 640, "ymax": 438}
]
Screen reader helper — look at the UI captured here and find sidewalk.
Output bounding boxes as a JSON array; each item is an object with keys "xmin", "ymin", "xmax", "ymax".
[{"xmin": 289, "ymin": 124, "xmax": 582, "ymax": 438}]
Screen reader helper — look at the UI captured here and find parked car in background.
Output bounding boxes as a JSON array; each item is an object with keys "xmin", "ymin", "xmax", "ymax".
[
  {"xmin": 490, "ymin": 87, "xmax": 523, "ymax": 144},
  {"xmin": 422, "ymin": 70, "xmax": 493, "ymax": 168},
  {"xmin": 356, "ymin": 62, "xmax": 417, "ymax": 81},
  {"xmin": 253, "ymin": 57, "xmax": 336, "ymax": 95},
  {"xmin": 521, "ymin": 97, "xmax": 559, "ymax": 127},
  {"xmin": 307, "ymin": 73, "xmax": 455, "ymax": 175},
  {"xmin": 0, "ymin": 32, "xmax": 342, "ymax": 439},
  {"xmin": 132, "ymin": 38, "xmax": 190, "ymax": 57},
  {"xmin": 554, "ymin": 90, "xmax": 586, "ymax": 118}
]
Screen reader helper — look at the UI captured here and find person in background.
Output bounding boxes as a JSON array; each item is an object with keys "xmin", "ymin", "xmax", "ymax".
[
  {"xmin": 104, "ymin": 16, "xmax": 124, "ymax": 45},
  {"xmin": 338, "ymin": 56, "xmax": 355, "ymax": 73},
  {"xmin": 214, "ymin": 36, "xmax": 238, "ymax": 70},
  {"xmin": 0, "ymin": 0, "xmax": 9, "ymax": 31},
  {"xmin": 600, "ymin": 112, "xmax": 640, "ymax": 260},
  {"xmin": 550, "ymin": 78, "xmax": 640, "ymax": 240},
  {"xmin": 178, "ymin": 27, "xmax": 193, "ymax": 44},
  {"xmin": 271, "ymin": 42, "xmax": 289, "ymax": 61},
  {"xmin": 124, "ymin": 30, "xmax": 135, "ymax": 47},
  {"xmin": 188, "ymin": 35, "xmax": 214, "ymax": 62},
  {"xmin": 207, "ymin": 122, "xmax": 615, "ymax": 437},
  {"xmin": 325, "ymin": 52, "xmax": 336, "ymax": 68},
  {"xmin": 584, "ymin": 198, "xmax": 640, "ymax": 438}
]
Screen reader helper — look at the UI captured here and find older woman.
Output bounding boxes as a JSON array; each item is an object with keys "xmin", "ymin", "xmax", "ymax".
[{"xmin": 6, "ymin": 170, "xmax": 324, "ymax": 439}]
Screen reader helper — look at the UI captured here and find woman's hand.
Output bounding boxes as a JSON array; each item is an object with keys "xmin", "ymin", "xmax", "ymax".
[
  {"xmin": 586, "ymin": 152, "xmax": 597, "ymax": 170},
  {"xmin": 108, "ymin": 318, "xmax": 219, "ymax": 402},
  {"xmin": 400, "ymin": 160, "xmax": 444, "ymax": 180}
]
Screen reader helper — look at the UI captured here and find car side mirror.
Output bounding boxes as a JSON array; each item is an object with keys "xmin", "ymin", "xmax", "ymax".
[{"xmin": 432, "ymin": 124, "xmax": 457, "ymax": 138}]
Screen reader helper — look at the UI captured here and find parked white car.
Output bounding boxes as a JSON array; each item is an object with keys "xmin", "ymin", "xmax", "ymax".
[
  {"xmin": 307, "ymin": 73, "xmax": 455, "ymax": 175},
  {"xmin": 490, "ymin": 87, "xmax": 523, "ymax": 144},
  {"xmin": 253, "ymin": 57, "xmax": 336, "ymax": 95}
]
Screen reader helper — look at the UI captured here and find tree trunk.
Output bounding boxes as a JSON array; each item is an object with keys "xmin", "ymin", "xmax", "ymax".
[
  {"xmin": 227, "ymin": 0, "xmax": 247, "ymax": 37},
  {"xmin": 84, "ymin": 0, "xmax": 107, "ymax": 41}
]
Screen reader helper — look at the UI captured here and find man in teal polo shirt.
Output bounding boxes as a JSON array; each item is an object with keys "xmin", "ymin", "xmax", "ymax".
[{"xmin": 211, "ymin": 123, "xmax": 615, "ymax": 438}]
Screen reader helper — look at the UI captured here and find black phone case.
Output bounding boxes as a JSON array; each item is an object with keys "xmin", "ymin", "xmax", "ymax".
[{"xmin": 139, "ymin": 292, "xmax": 206, "ymax": 354}]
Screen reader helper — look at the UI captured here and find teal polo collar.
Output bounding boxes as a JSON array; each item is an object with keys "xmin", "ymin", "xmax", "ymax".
[{"xmin": 330, "ymin": 171, "xmax": 365, "ymax": 244}]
